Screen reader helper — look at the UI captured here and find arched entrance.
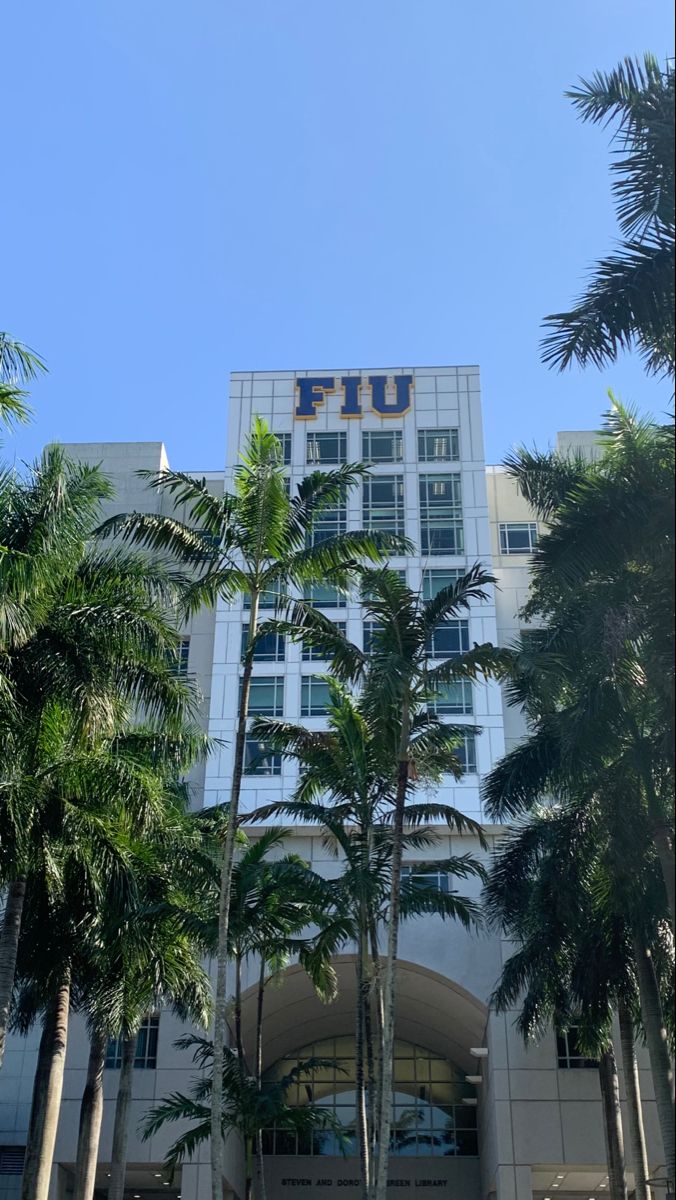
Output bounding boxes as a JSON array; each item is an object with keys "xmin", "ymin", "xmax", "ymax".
[{"xmin": 239, "ymin": 957, "xmax": 488, "ymax": 1200}]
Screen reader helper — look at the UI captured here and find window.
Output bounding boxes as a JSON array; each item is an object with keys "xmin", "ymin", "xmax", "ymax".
[
  {"xmin": 429, "ymin": 679, "xmax": 473, "ymax": 715},
  {"xmin": 556, "ymin": 1028, "xmax": 598, "ymax": 1069},
  {"xmin": 307, "ymin": 493, "xmax": 347, "ymax": 546},
  {"xmin": 243, "ymin": 580, "xmax": 282, "ymax": 609},
  {"xmin": 306, "ymin": 431, "xmax": 347, "ymax": 465},
  {"xmin": 302, "ymin": 622, "xmax": 346, "ymax": 661},
  {"xmin": 106, "ymin": 1015, "xmax": 160, "ymax": 1070},
  {"xmin": 363, "ymin": 475, "xmax": 405, "ymax": 536},
  {"xmin": 401, "ymin": 864, "xmax": 452, "ymax": 894},
  {"xmin": 422, "ymin": 568, "xmax": 464, "ymax": 600},
  {"xmin": 0, "ymin": 1147, "xmax": 25, "ymax": 1175},
  {"xmin": 499, "ymin": 522, "xmax": 538, "ymax": 555},
  {"xmin": 273, "ymin": 432, "xmax": 292, "ymax": 466},
  {"xmin": 301, "ymin": 676, "xmax": 332, "ymax": 717},
  {"xmin": 244, "ymin": 676, "xmax": 284, "ymax": 716},
  {"xmin": 418, "ymin": 428, "xmax": 460, "ymax": 463},
  {"xmin": 244, "ymin": 736, "xmax": 282, "ymax": 776},
  {"xmin": 362, "ymin": 430, "xmax": 404, "ymax": 464},
  {"xmin": 419, "ymin": 475, "xmax": 463, "ymax": 556},
  {"xmin": 241, "ymin": 627, "xmax": 285, "ymax": 663},
  {"xmin": 362, "ymin": 621, "xmax": 383, "ymax": 654},
  {"xmin": 303, "ymin": 581, "xmax": 347, "ymax": 608},
  {"xmin": 454, "ymin": 732, "xmax": 477, "ymax": 774},
  {"xmin": 426, "ymin": 619, "xmax": 470, "ymax": 659},
  {"xmin": 263, "ymin": 1037, "xmax": 478, "ymax": 1158},
  {"xmin": 167, "ymin": 636, "xmax": 190, "ymax": 677}
]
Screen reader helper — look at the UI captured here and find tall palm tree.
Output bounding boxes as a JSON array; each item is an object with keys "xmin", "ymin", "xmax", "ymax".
[
  {"xmin": 0, "ymin": 452, "xmax": 198, "ymax": 1067},
  {"xmin": 70, "ymin": 727, "xmax": 214, "ymax": 1200},
  {"xmin": 541, "ymin": 55, "xmax": 675, "ymax": 378},
  {"xmin": 490, "ymin": 404, "xmax": 674, "ymax": 923},
  {"xmin": 485, "ymin": 798, "xmax": 674, "ymax": 1194},
  {"xmin": 103, "ymin": 417, "xmax": 406, "ymax": 1200},
  {"xmin": 12, "ymin": 715, "xmax": 201, "ymax": 1200},
  {"xmin": 254, "ymin": 569, "xmax": 504, "ymax": 1199}
]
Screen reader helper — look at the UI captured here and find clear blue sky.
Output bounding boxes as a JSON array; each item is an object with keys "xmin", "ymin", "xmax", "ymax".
[{"xmin": 5, "ymin": 0, "xmax": 674, "ymax": 469}]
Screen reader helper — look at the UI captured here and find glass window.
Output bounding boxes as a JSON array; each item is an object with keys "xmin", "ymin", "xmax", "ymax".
[
  {"xmin": 401, "ymin": 864, "xmax": 452, "ymax": 893},
  {"xmin": 499, "ymin": 522, "xmax": 539, "ymax": 555},
  {"xmin": 556, "ymin": 1028, "xmax": 598, "ymax": 1069},
  {"xmin": 362, "ymin": 621, "xmax": 384, "ymax": 654},
  {"xmin": 418, "ymin": 428, "xmax": 460, "ymax": 463},
  {"xmin": 307, "ymin": 492, "xmax": 347, "ymax": 546},
  {"xmin": 455, "ymin": 732, "xmax": 477, "ymax": 774},
  {"xmin": 105, "ymin": 1014, "xmax": 160, "ymax": 1070},
  {"xmin": 361, "ymin": 430, "xmax": 404, "ymax": 464},
  {"xmin": 363, "ymin": 474, "xmax": 405, "ymax": 536},
  {"xmin": 167, "ymin": 636, "xmax": 190, "ymax": 677},
  {"xmin": 306, "ymin": 431, "xmax": 347, "ymax": 465},
  {"xmin": 426, "ymin": 619, "xmax": 470, "ymax": 659},
  {"xmin": 301, "ymin": 676, "xmax": 332, "ymax": 717},
  {"xmin": 243, "ymin": 580, "xmax": 282, "ymax": 610},
  {"xmin": 421, "ymin": 568, "xmax": 464, "ymax": 600},
  {"xmin": 244, "ymin": 737, "xmax": 282, "ymax": 776},
  {"xmin": 244, "ymin": 676, "xmax": 284, "ymax": 716},
  {"xmin": 273, "ymin": 432, "xmax": 292, "ymax": 466},
  {"xmin": 429, "ymin": 679, "xmax": 473, "ymax": 714},
  {"xmin": 302, "ymin": 622, "xmax": 346, "ymax": 661},
  {"xmin": 419, "ymin": 475, "xmax": 463, "ymax": 556},
  {"xmin": 241, "ymin": 627, "xmax": 285, "ymax": 663},
  {"xmin": 264, "ymin": 1038, "xmax": 477, "ymax": 1158},
  {"xmin": 303, "ymin": 581, "xmax": 347, "ymax": 608}
]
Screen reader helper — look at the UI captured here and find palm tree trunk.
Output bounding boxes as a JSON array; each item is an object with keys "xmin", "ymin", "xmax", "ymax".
[
  {"xmin": 107, "ymin": 1034, "xmax": 136, "ymax": 1200},
  {"xmin": 598, "ymin": 1044, "xmax": 628, "ymax": 1200},
  {"xmin": 650, "ymin": 819, "xmax": 675, "ymax": 934},
  {"xmin": 355, "ymin": 922, "xmax": 371, "ymax": 1200},
  {"xmin": 211, "ymin": 592, "xmax": 259, "ymax": 1200},
  {"xmin": 368, "ymin": 917, "xmax": 384, "ymax": 1157},
  {"xmin": 234, "ymin": 951, "xmax": 245, "ymax": 1065},
  {"xmin": 255, "ymin": 959, "xmax": 267, "ymax": 1200},
  {"xmin": 617, "ymin": 1000, "xmax": 651, "ymax": 1200},
  {"xmin": 73, "ymin": 1028, "xmax": 108, "ymax": 1200},
  {"xmin": 633, "ymin": 936, "xmax": 676, "ymax": 1184},
  {"xmin": 0, "ymin": 878, "xmax": 26, "ymax": 1068},
  {"xmin": 21, "ymin": 969, "xmax": 71, "ymax": 1200},
  {"xmin": 373, "ymin": 701, "xmax": 410, "ymax": 1200}
]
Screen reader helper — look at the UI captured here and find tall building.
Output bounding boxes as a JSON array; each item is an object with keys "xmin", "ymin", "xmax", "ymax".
[{"xmin": 0, "ymin": 368, "xmax": 663, "ymax": 1200}]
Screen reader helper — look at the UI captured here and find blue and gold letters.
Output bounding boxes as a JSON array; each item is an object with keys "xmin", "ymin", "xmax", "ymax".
[{"xmin": 294, "ymin": 375, "xmax": 413, "ymax": 419}]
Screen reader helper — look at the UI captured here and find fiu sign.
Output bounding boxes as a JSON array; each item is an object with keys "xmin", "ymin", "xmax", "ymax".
[{"xmin": 295, "ymin": 375, "xmax": 413, "ymax": 419}]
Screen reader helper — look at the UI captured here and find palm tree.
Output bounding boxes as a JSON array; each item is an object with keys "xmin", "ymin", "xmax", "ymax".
[
  {"xmin": 12, "ymin": 716, "xmax": 202, "ymax": 1200},
  {"xmin": 70, "ymin": 727, "xmax": 214, "ymax": 1200},
  {"xmin": 491, "ymin": 403, "xmax": 674, "ymax": 924},
  {"xmin": 0, "ymin": 449, "xmax": 198, "ymax": 1066},
  {"xmin": 541, "ymin": 55, "xmax": 675, "ymax": 378},
  {"xmin": 103, "ymin": 416, "xmax": 406, "ymax": 1200},
  {"xmin": 0, "ymin": 331, "xmax": 45, "ymax": 431},
  {"xmin": 484, "ymin": 798, "xmax": 674, "ymax": 1195},
  {"xmin": 142, "ymin": 1037, "xmax": 346, "ymax": 1200},
  {"xmin": 253, "ymin": 571, "xmax": 504, "ymax": 1199}
]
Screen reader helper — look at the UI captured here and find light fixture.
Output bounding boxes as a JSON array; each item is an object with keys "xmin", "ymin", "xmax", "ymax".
[
  {"xmin": 154, "ymin": 1173, "xmax": 163, "ymax": 1178},
  {"xmin": 469, "ymin": 1046, "xmax": 488, "ymax": 1058},
  {"xmin": 461, "ymin": 1096, "xmax": 478, "ymax": 1106},
  {"xmin": 465, "ymin": 1074, "xmax": 482, "ymax": 1084}
]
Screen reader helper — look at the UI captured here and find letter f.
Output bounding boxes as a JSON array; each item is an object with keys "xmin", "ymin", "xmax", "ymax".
[{"xmin": 295, "ymin": 377, "xmax": 335, "ymax": 419}]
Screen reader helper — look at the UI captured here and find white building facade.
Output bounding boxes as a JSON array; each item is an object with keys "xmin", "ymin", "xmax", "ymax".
[{"xmin": 0, "ymin": 368, "xmax": 664, "ymax": 1200}]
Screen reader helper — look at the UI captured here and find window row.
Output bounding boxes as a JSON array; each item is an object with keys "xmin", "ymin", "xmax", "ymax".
[
  {"xmin": 244, "ymin": 568, "xmax": 468, "ymax": 611},
  {"xmin": 242, "ymin": 618, "xmax": 471, "ymax": 663},
  {"xmin": 276, "ymin": 428, "xmax": 460, "ymax": 467},
  {"xmin": 244, "ymin": 731, "xmax": 477, "ymax": 776},
  {"xmin": 244, "ymin": 672, "xmax": 474, "ymax": 720}
]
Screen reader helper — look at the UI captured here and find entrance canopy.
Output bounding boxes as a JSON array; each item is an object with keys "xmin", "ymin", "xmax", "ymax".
[{"xmin": 240, "ymin": 956, "xmax": 488, "ymax": 1075}]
